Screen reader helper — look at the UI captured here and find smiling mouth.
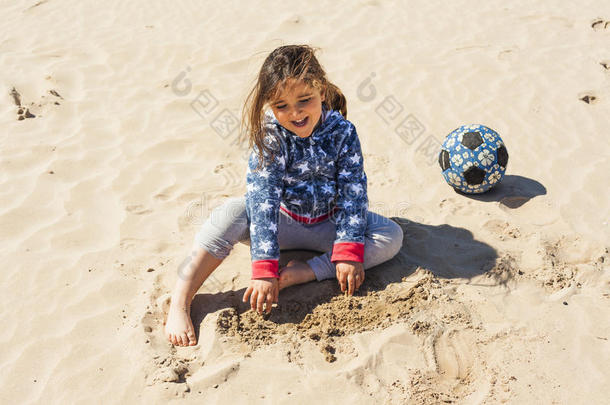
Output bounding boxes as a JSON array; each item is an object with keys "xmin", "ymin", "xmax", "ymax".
[{"xmin": 292, "ymin": 117, "xmax": 308, "ymax": 128}]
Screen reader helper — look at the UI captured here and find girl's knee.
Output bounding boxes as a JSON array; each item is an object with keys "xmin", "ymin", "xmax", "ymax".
[
  {"xmin": 386, "ymin": 219, "xmax": 404, "ymax": 255},
  {"xmin": 362, "ymin": 219, "xmax": 403, "ymax": 270},
  {"xmin": 195, "ymin": 196, "xmax": 249, "ymax": 257},
  {"xmin": 366, "ymin": 213, "xmax": 404, "ymax": 256}
]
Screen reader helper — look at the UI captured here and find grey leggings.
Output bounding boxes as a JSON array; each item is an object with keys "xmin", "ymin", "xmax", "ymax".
[{"xmin": 195, "ymin": 196, "xmax": 404, "ymax": 281}]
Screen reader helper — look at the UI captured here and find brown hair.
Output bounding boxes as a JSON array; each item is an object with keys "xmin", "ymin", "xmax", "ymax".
[{"xmin": 240, "ymin": 45, "xmax": 347, "ymax": 169}]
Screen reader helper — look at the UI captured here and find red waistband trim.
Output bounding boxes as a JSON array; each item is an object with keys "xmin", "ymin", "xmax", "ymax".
[{"xmin": 280, "ymin": 205, "xmax": 338, "ymax": 225}]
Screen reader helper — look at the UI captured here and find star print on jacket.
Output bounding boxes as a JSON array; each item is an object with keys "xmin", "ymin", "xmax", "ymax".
[{"xmin": 245, "ymin": 106, "xmax": 369, "ymax": 279}]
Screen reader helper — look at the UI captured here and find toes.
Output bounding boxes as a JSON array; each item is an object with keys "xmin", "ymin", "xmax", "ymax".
[
  {"xmin": 170, "ymin": 333, "xmax": 183, "ymax": 347},
  {"xmin": 180, "ymin": 333, "xmax": 190, "ymax": 346},
  {"xmin": 187, "ymin": 331, "xmax": 197, "ymax": 345},
  {"xmin": 174, "ymin": 335, "xmax": 183, "ymax": 346},
  {"xmin": 176, "ymin": 333, "xmax": 186, "ymax": 346},
  {"xmin": 171, "ymin": 334, "xmax": 179, "ymax": 346}
]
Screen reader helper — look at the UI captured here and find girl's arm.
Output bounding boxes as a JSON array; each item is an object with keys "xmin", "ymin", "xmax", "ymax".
[
  {"xmin": 331, "ymin": 123, "xmax": 368, "ymax": 265},
  {"xmin": 245, "ymin": 134, "xmax": 286, "ymax": 280}
]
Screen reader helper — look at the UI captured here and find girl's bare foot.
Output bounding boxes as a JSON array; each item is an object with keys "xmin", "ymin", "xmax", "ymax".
[
  {"xmin": 278, "ymin": 259, "xmax": 316, "ymax": 290},
  {"xmin": 163, "ymin": 247, "xmax": 225, "ymax": 346},
  {"xmin": 164, "ymin": 301, "xmax": 197, "ymax": 346}
]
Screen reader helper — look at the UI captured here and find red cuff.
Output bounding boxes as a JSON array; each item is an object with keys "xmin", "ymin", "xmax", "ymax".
[
  {"xmin": 330, "ymin": 242, "xmax": 365, "ymax": 263},
  {"xmin": 251, "ymin": 259, "xmax": 280, "ymax": 279}
]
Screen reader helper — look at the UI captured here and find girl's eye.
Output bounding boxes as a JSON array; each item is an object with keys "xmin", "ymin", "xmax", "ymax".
[{"xmin": 274, "ymin": 98, "xmax": 310, "ymax": 110}]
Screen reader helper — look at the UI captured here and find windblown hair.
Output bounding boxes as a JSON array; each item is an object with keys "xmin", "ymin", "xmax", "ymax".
[{"xmin": 241, "ymin": 45, "xmax": 347, "ymax": 169}]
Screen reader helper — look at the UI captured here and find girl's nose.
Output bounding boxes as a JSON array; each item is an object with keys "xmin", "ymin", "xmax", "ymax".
[{"xmin": 289, "ymin": 108, "xmax": 301, "ymax": 119}]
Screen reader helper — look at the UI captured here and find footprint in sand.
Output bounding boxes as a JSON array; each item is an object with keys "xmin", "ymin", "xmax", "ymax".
[
  {"xmin": 10, "ymin": 88, "xmax": 35, "ymax": 120},
  {"xmin": 415, "ymin": 327, "xmax": 477, "ymax": 403},
  {"xmin": 141, "ymin": 310, "xmax": 156, "ymax": 344},
  {"xmin": 10, "ymin": 86, "xmax": 63, "ymax": 121},
  {"xmin": 433, "ymin": 329, "xmax": 474, "ymax": 380}
]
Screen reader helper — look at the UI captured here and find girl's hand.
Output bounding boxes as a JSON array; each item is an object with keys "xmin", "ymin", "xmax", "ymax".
[
  {"xmin": 242, "ymin": 278, "xmax": 279, "ymax": 314},
  {"xmin": 335, "ymin": 260, "xmax": 365, "ymax": 295}
]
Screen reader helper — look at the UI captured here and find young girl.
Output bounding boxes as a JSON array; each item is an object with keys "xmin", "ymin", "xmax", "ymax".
[{"xmin": 165, "ymin": 45, "xmax": 403, "ymax": 347}]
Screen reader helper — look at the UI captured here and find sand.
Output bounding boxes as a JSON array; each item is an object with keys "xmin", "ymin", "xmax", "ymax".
[{"xmin": 1, "ymin": 0, "xmax": 609, "ymax": 403}]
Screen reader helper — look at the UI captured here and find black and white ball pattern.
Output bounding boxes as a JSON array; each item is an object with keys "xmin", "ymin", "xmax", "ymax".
[{"xmin": 439, "ymin": 124, "xmax": 508, "ymax": 194}]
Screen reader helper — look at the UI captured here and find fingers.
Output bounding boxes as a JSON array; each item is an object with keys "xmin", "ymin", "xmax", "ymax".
[
  {"xmin": 263, "ymin": 280, "xmax": 280, "ymax": 312},
  {"xmin": 336, "ymin": 263, "xmax": 366, "ymax": 296},
  {"xmin": 249, "ymin": 289, "xmax": 258, "ymax": 312},
  {"xmin": 338, "ymin": 271, "xmax": 347, "ymax": 292},
  {"xmin": 242, "ymin": 286, "xmax": 253, "ymax": 304},
  {"xmin": 265, "ymin": 293, "xmax": 274, "ymax": 314},
  {"xmin": 244, "ymin": 280, "xmax": 280, "ymax": 315},
  {"xmin": 355, "ymin": 271, "xmax": 365, "ymax": 290},
  {"xmin": 347, "ymin": 273, "xmax": 354, "ymax": 295},
  {"xmin": 256, "ymin": 290, "xmax": 265, "ymax": 314}
]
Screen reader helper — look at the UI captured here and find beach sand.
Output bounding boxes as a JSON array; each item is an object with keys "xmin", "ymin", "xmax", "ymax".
[{"xmin": 1, "ymin": 0, "xmax": 609, "ymax": 403}]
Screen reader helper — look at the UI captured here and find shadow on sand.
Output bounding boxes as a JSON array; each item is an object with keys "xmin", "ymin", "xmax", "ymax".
[
  {"xmin": 189, "ymin": 217, "xmax": 499, "ymax": 334},
  {"xmin": 455, "ymin": 174, "xmax": 546, "ymax": 208}
]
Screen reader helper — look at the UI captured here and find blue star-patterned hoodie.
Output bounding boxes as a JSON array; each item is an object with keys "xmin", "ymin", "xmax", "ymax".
[{"xmin": 245, "ymin": 106, "xmax": 368, "ymax": 279}]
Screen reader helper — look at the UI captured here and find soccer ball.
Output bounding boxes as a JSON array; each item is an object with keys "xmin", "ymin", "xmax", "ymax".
[{"xmin": 438, "ymin": 124, "xmax": 508, "ymax": 194}]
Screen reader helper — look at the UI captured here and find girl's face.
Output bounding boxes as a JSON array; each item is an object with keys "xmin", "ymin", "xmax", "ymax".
[{"xmin": 269, "ymin": 79, "xmax": 325, "ymax": 138}]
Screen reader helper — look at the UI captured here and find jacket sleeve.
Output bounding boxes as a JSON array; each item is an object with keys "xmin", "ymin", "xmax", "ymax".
[
  {"xmin": 245, "ymin": 134, "xmax": 286, "ymax": 279},
  {"xmin": 331, "ymin": 123, "xmax": 369, "ymax": 263}
]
